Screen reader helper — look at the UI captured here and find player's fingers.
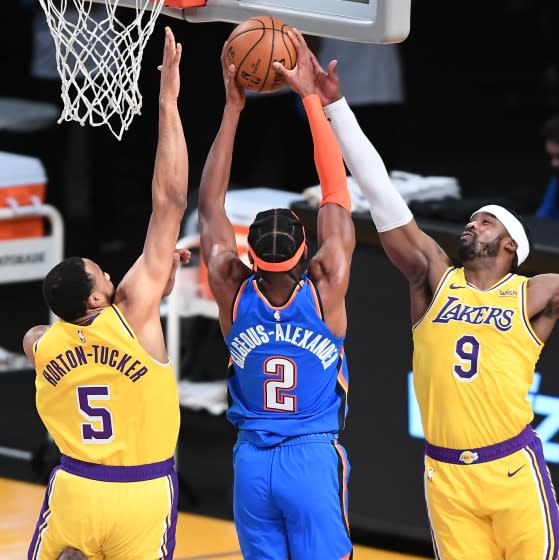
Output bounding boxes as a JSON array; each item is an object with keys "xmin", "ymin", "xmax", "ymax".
[
  {"xmin": 221, "ymin": 41, "xmax": 229, "ymax": 67},
  {"xmin": 165, "ymin": 27, "xmax": 172, "ymax": 49},
  {"xmin": 174, "ymin": 43, "xmax": 182, "ymax": 66},
  {"xmin": 327, "ymin": 59, "xmax": 338, "ymax": 76},
  {"xmin": 309, "ymin": 50, "xmax": 326, "ymax": 75},
  {"xmin": 291, "ymin": 28, "xmax": 312, "ymax": 69},
  {"xmin": 286, "ymin": 29, "xmax": 306, "ymax": 62},
  {"xmin": 272, "ymin": 60, "xmax": 290, "ymax": 77},
  {"xmin": 292, "ymin": 28, "xmax": 308, "ymax": 50}
]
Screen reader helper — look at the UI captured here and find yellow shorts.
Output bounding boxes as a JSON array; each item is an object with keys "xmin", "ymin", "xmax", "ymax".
[
  {"xmin": 28, "ymin": 456, "xmax": 178, "ymax": 560},
  {"xmin": 424, "ymin": 430, "xmax": 559, "ymax": 560}
]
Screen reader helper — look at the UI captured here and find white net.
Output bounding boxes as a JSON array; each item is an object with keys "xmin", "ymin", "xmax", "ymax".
[{"xmin": 37, "ymin": 0, "xmax": 166, "ymax": 140}]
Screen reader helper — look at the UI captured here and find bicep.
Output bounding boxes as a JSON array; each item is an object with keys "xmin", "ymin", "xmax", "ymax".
[
  {"xmin": 527, "ymin": 274, "xmax": 559, "ymax": 318},
  {"xmin": 117, "ymin": 207, "xmax": 184, "ymax": 310},
  {"xmin": 316, "ymin": 204, "xmax": 356, "ymax": 260},
  {"xmin": 199, "ymin": 207, "xmax": 238, "ymax": 267},
  {"xmin": 207, "ymin": 252, "xmax": 251, "ymax": 336},
  {"xmin": 311, "ymin": 205, "xmax": 355, "ymax": 293},
  {"xmin": 379, "ymin": 220, "xmax": 451, "ymax": 284}
]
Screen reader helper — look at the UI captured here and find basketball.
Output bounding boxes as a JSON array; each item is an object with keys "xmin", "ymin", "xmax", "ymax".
[{"xmin": 226, "ymin": 16, "xmax": 297, "ymax": 93}]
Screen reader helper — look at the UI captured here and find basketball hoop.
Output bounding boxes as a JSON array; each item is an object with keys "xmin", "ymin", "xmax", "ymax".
[{"xmin": 37, "ymin": 0, "xmax": 205, "ymax": 140}]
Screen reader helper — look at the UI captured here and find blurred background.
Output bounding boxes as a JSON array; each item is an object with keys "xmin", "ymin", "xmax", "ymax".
[{"xmin": 1, "ymin": 0, "xmax": 559, "ymax": 556}]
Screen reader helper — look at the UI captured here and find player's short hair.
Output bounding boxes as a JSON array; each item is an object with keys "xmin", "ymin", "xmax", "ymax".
[
  {"xmin": 248, "ymin": 209, "xmax": 306, "ymax": 271},
  {"xmin": 542, "ymin": 114, "xmax": 559, "ymax": 143},
  {"xmin": 43, "ymin": 257, "xmax": 94, "ymax": 322}
]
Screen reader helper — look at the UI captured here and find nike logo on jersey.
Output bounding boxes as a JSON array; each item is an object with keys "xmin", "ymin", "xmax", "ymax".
[
  {"xmin": 449, "ymin": 283, "xmax": 465, "ymax": 289},
  {"xmin": 507, "ymin": 465, "xmax": 525, "ymax": 477}
]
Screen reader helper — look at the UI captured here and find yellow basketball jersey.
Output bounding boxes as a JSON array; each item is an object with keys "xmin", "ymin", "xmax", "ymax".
[
  {"xmin": 413, "ymin": 267, "xmax": 543, "ymax": 449},
  {"xmin": 34, "ymin": 305, "xmax": 180, "ymax": 466}
]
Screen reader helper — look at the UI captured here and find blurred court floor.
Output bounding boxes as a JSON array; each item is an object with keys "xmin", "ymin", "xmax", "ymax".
[{"xmin": 0, "ymin": 478, "xmax": 430, "ymax": 559}]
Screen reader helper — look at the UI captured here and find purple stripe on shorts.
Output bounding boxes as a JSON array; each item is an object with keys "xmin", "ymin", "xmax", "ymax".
[
  {"xmin": 28, "ymin": 465, "xmax": 61, "ymax": 560},
  {"xmin": 60, "ymin": 455, "xmax": 175, "ymax": 482},
  {"xmin": 527, "ymin": 437, "xmax": 559, "ymax": 560},
  {"xmin": 425, "ymin": 425, "xmax": 536, "ymax": 465},
  {"xmin": 162, "ymin": 471, "xmax": 179, "ymax": 559}
]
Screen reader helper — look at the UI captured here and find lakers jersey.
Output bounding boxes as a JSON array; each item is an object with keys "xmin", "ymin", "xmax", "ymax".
[
  {"xmin": 413, "ymin": 267, "xmax": 543, "ymax": 449},
  {"xmin": 225, "ymin": 274, "xmax": 349, "ymax": 447},
  {"xmin": 34, "ymin": 305, "xmax": 180, "ymax": 465}
]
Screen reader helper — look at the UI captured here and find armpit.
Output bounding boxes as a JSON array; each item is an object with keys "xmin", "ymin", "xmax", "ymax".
[{"xmin": 543, "ymin": 291, "xmax": 559, "ymax": 318}]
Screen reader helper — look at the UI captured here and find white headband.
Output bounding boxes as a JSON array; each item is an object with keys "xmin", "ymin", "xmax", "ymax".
[{"xmin": 471, "ymin": 205, "xmax": 529, "ymax": 265}]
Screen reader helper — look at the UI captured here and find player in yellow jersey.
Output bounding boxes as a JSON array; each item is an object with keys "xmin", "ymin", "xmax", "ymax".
[
  {"xmin": 22, "ymin": 27, "xmax": 189, "ymax": 560},
  {"xmin": 311, "ymin": 56, "xmax": 559, "ymax": 559}
]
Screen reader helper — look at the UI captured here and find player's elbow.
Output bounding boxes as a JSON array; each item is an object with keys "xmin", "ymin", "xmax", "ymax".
[{"xmin": 152, "ymin": 189, "xmax": 188, "ymax": 213}]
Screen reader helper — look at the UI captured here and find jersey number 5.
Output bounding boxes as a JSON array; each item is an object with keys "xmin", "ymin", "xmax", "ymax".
[
  {"xmin": 76, "ymin": 385, "xmax": 114, "ymax": 443},
  {"xmin": 264, "ymin": 356, "xmax": 297, "ymax": 412}
]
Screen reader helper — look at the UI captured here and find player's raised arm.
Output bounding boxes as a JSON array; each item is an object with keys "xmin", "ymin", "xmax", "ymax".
[
  {"xmin": 116, "ymin": 27, "xmax": 188, "ymax": 322},
  {"xmin": 526, "ymin": 273, "xmax": 559, "ymax": 342},
  {"xmin": 310, "ymin": 51, "xmax": 451, "ymax": 289},
  {"xmin": 273, "ymin": 30, "xmax": 355, "ymax": 336},
  {"xmin": 198, "ymin": 42, "xmax": 250, "ymax": 330}
]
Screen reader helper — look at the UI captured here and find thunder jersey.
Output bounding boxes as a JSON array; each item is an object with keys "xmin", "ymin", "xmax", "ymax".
[
  {"xmin": 34, "ymin": 305, "xmax": 180, "ymax": 466},
  {"xmin": 413, "ymin": 267, "xmax": 543, "ymax": 449},
  {"xmin": 225, "ymin": 274, "xmax": 349, "ymax": 447}
]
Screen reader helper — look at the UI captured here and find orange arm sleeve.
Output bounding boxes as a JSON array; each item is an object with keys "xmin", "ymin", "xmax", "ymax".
[{"xmin": 302, "ymin": 94, "xmax": 351, "ymax": 212}]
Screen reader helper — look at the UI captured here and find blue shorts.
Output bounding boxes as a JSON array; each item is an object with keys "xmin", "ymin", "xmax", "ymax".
[{"xmin": 233, "ymin": 433, "xmax": 352, "ymax": 560}]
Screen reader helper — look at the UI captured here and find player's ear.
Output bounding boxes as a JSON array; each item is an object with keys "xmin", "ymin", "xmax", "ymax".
[
  {"xmin": 87, "ymin": 289, "xmax": 104, "ymax": 310},
  {"xmin": 504, "ymin": 237, "xmax": 518, "ymax": 259}
]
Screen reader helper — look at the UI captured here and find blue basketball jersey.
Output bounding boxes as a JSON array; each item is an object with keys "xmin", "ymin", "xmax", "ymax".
[{"xmin": 225, "ymin": 274, "xmax": 349, "ymax": 447}]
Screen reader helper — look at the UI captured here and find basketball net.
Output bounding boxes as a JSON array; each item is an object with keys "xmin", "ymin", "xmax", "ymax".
[{"xmin": 37, "ymin": 0, "xmax": 166, "ymax": 140}]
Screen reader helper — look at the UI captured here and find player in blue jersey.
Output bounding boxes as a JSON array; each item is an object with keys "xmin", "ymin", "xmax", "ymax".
[{"xmin": 198, "ymin": 30, "xmax": 355, "ymax": 560}]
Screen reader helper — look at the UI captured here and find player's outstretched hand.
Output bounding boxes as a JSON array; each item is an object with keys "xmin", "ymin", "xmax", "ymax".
[
  {"xmin": 308, "ymin": 51, "xmax": 342, "ymax": 107},
  {"xmin": 158, "ymin": 26, "xmax": 182, "ymax": 103},
  {"xmin": 272, "ymin": 28, "xmax": 315, "ymax": 98},
  {"xmin": 221, "ymin": 41, "xmax": 246, "ymax": 111},
  {"xmin": 163, "ymin": 248, "xmax": 192, "ymax": 298}
]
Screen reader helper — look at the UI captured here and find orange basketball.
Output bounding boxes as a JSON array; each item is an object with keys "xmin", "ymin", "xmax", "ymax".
[{"xmin": 226, "ymin": 16, "xmax": 297, "ymax": 93}]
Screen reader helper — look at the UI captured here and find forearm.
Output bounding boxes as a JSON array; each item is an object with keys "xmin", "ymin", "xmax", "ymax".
[
  {"xmin": 152, "ymin": 99, "xmax": 189, "ymax": 210},
  {"xmin": 198, "ymin": 104, "xmax": 240, "ymax": 217},
  {"xmin": 302, "ymin": 94, "xmax": 350, "ymax": 212},
  {"xmin": 323, "ymin": 97, "xmax": 412, "ymax": 232}
]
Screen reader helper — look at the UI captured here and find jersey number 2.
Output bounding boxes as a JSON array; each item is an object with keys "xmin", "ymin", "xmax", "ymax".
[
  {"xmin": 264, "ymin": 357, "xmax": 297, "ymax": 412},
  {"xmin": 76, "ymin": 385, "xmax": 114, "ymax": 443}
]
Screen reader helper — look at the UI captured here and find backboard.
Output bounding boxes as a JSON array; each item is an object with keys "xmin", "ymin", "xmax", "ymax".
[
  {"xmin": 119, "ymin": 0, "xmax": 411, "ymax": 44},
  {"xmin": 39, "ymin": 0, "xmax": 411, "ymax": 139}
]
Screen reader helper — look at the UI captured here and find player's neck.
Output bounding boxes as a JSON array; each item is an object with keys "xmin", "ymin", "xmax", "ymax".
[
  {"xmin": 463, "ymin": 260, "xmax": 511, "ymax": 290},
  {"xmin": 72, "ymin": 307, "xmax": 106, "ymax": 326},
  {"xmin": 256, "ymin": 272, "xmax": 302, "ymax": 307}
]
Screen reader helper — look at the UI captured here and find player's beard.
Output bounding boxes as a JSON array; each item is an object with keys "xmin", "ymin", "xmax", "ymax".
[{"xmin": 458, "ymin": 233, "xmax": 504, "ymax": 262}]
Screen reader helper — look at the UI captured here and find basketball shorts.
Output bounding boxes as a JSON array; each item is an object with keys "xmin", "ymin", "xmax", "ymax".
[
  {"xmin": 424, "ymin": 426, "xmax": 559, "ymax": 559},
  {"xmin": 232, "ymin": 432, "xmax": 352, "ymax": 560},
  {"xmin": 28, "ymin": 455, "xmax": 178, "ymax": 560}
]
